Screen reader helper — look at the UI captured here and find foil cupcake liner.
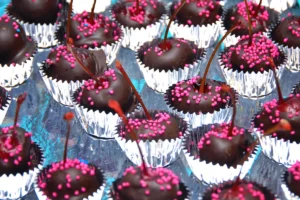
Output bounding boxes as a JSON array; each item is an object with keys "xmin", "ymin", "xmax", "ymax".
[
  {"xmin": 0, "ymin": 87, "xmax": 11, "ymax": 125},
  {"xmin": 281, "ymin": 171, "xmax": 300, "ymax": 200},
  {"xmin": 183, "ymin": 125, "xmax": 258, "ymax": 185},
  {"xmin": 0, "ymin": 143, "xmax": 44, "ymax": 199},
  {"xmin": 34, "ymin": 164, "xmax": 106, "ymax": 200},
  {"xmin": 250, "ymin": 0, "xmax": 296, "ymax": 12},
  {"xmin": 254, "ymin": 129, "xmax": 300, "ymax": 167},
  {"xmin": 66, "ymin": 0, "xmax": 111, "ymax": 13},
  {"xmin": 165, "ymin": 79, "xmax": 237, "ymax": 128},
  {"xmin": 136, "ymin": 39, "xmax": 206, "ymax": 93},
  {"xmin": 169, "ymin": 17, "xmax": 222, "ymax": 48},
  {"xmin": 6, "ymin": 6, "xmax": 60, "ymax": 49},
  {"xmin": 219, "ymin": 52, "xmax": 287, "ymax": 99},
  {"xmin": 115, "ymin": 110, "xmax": 190, "ymax": 168},
  {"xmin": 110, "ymin": 5, "xmax": 167, "ymax": 51},
  {"xmin": 38, "ymin": 62, "xmax": 84, "ymax": 107},
  {"xmin": 72, "ymin": 89, "xmax": 138, "ymax": 139},
  {"xmin": 291, "ymin": 81, "xmax": 300, "ymax": 95}
]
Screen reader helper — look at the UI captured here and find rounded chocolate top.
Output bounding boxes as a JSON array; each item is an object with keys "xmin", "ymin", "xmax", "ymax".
[
  {"xmin": 0, "ymin": 126, "xmax": 32, "ymax": 175},
  {"xmin": 75, "ymin": 69, "xmax": 136, "ymax": 114},
  {"xmin": 253, "ymin": 94, "xmax": 300, "ymax": 143},
  {"xmin": 221, "ymin": 34, "xmax": 284, "ymax": 73},
  {"xmin": 171, "ymin": 0, "xmax": 222, "ymax": 26},
  {"xmin": 113, "ymin": 166, "xmax": 184, "ymax": 200},
  {"xmin": 166, "ymin": 77, "xmax": 234, "ymax": 114},
  {"xmin": 43, "ymin": 45, "xmax": 107, "ymax": 82},
  {"xmin": 285, "ymin": 161, "xmax": 300, "ymax": 196},
  {"xmin": 38, "ymin": 159, "xmax": 103, "ymax": 200},
  {"xmin": 9, "ymin": 0, "xmax": 61, "ymax": 24},
  {"xmin": 69, "ymin": 12, "xmax": 122, "ymax": 49},
  {"xmin": 223, "ymin": 1, "xmax": 272, "ymax": 37},
  {"xmin": 111, "ymin": 0, "xmax": 166, "ymax": 28},
  {"xmin": 0, "ymin": 15, "xmax": 36, "ymax": 66},
  {"xmin": 272, "ymin": 15, "xmax": 300, "ymax": 48},
  {"xmin": 197, "ymin": 123, "xmax": 251, "ymax": 166},
  {"xmin": 202, "ymin": 180, "xmax": 276, "ymax": 200},
  {"xmin": 118, "ymin": 110, "xmax": 185, "ymax": 141},
  {"xmin": 138, "ymin": 38, "xmax": 203, "ymax": 71}
]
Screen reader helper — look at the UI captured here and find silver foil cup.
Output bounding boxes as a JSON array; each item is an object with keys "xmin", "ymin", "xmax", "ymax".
[
  {"xmin": 254, "ymin": 129, "xmax": 300, "ymax": 167},
  {"xmin": 0, "ymin": 143, "xmax": 44, "ymax": 200},
  {"xmin": 0, "ymin": 87, "xmax": 11, "ymax": 125},
  {"xmin": 281, "ymin": 171, "xmax": 300, "ymax": 200},
  {"xmin": 136, "ymin": 40, "xmax": 206, "ymax": 93},
  {"xmin": 38, "ymin": 62, "xmax": 84, "ymax": 107},
  {"xmin": 292, "ymin": 81, "xmax": 300, "ymax": 95},
  {"xmin": 250, "ymin": 0, "xmax": 296, "ymax": 12},
  {"xmin": 115, "ymin": 110, "xmax": 190, "ymax": 168},
  {"xmin": 34, "ymin": 164, "xmax": 106, "ymax": 200},
  {"xmin": 165, "ymin": 79, "xmax": 236, "ymax": 129},
  {"xmin": 219, "ymin": 52, "xmax": 287, "ymax": 99},
  {"xmin": 183, "ymin": 125, "xmax": 258, "ymax": 185},
  {"xmin": 66, "ymin": 0, "xmax": 111, "ymax": 13}
]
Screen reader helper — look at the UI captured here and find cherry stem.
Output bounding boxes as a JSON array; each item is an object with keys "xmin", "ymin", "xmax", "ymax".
[
  {"xmin": 163, "ymin": 0, "xmax": 187, "ymax": 49},
  {"xmin": 116, "ymin": 60, "xmax": 152, "ymax": 120},
  {"xmin": 253, "ymin": 0, "xmax": 262, "ymax": 18},
  {"xmin": 108, "ymin": 100, "xmax": 149, "ymax": 176},
  {"xmin": 13, "ymin": 93, "xmax": 27, "ymax": 133},
  {"xmin": 200, "ymin": 22, "xmax": 241, "ymax": 93},
  {"xmin": 63, "ymin": 112, "xmax": 75, "ymax": 164},
  {"xmin": 89, "ymin": 0, "xmax": 97, "ymax": 24},
  {"xmin": 66, "ymin": 0, "xmax": 73, "ymax": 44},
  {"xmin": 136, "ymin": 0, "xmax": 139, "ymax": 14},
  {"xmin": 267, "ymin": 58, "xmax": 284, "ymax": 103},
  {"xmin": 244, "ymin": 0, "xmax": 253, "ymax": 46},
  {"xmin": 222, "ymin": 85, "xmax": 236, "ymax": 136}
]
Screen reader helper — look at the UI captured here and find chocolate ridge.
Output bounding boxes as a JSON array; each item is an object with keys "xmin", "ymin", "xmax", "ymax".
[
  {"xmin": 281, "ymin": 170, "xmax": 300, "ymax": 199},
  {"xmin": 0, "ymin": 87, "xmax": 11, "ymax": 111}
]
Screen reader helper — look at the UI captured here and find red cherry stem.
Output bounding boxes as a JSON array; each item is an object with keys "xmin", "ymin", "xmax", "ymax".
[
  {"xmin": 66, "ymin": 0, "xmax": 73, "ymax": 44},
  {"xmin": 221, "ymin": 85, "xmax": 236, "ymax": 136},
  {"xmin": 253, "ymin": 0, "xmax": 262, "ymax": 18},
  {"xmin": 13, "ymin": 93, "xmax": 27, "ymax": 133},
  {"xmin": 89, "ymin": 0, "xmax": 97, "ymax": 24},
  {"xmin": 244, "ymin": 0, "xmax": 253, "ymax": 46},
  {"xmin": 136, "ymin": 0, "xmax": 139, "ymax": 14},
  {"xmin": 163, "ymin": 0, "xmax": 186, "ymax": 49},
  {"xmin": 267, "ymin": 58, "xmax": 284, "ymax": 104},
  {"xmin": 200, "ymin": 22, "xmax": 241, "ymax": 93},
  {"xmin": 116, "ymin": 60, "xmax": 152, "ymax": 120},
  {"xmin": 63, "ymin": 112, "xmax": 75, "ymax": 164},
  {"xmin": 108, "ymin": 100, "xmax": 149, "ymax": 176}
]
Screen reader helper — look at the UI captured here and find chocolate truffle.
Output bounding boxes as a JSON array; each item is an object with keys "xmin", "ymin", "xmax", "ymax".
[
  {"xmin": 112, "ymin": 166, "xmax": 188, "ymax": 200},
  {"xmin": 138, "ymin": 38, "xmax": 204, "ymax": 71},
  {"xmin": 111, "ymin": 0, "xmax": 166, "ymax": 28},
  {"xmin": 221, "ymin": 34, "xmax": 284, "ymax": 73},
  {"xmin": 75, "ymin": 69, "xmax": 136, "ymax": 113},
  {"xmin": 284, "ymin": 161, "xmax": 300, "ymax": 197},
  {"xmin": 38, "ymin": 159, "xmax": 104, "ymax": 200},
  {"xmin": 253, "ymin": 94, "xmax": 300, "ymax": 143},
  {"xmin": 0, "ymin": 15, "xmax": 36, "ymax": 66},
  {"xmin": 171, "ymin": 0, "xmax": 222, "ymax": 26},
  {"xmin": 271, "ymin": 15, "xmax": 300, "ymax": 48},
  {"xmin": 43, "ymin": 45, "xmax": 107, "ymax": 82},
  {"xmin": 8, "ymin": 0, "xmax": 62, "ymax": 24}
]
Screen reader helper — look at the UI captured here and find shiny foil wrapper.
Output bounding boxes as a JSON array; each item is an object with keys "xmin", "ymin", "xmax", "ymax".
[
  {"xmin": 254, "ymin": 129, "xmax": 300, "ymax": 167},
  {"xmin": 250, "ymin": 0, "xmax": 296, "ymax": 12},
  {"xmin": 0, "ymin": 87, "xmax": 11, "ymax": 125},
  {"xmin": 281, "ymin": 171, "xmax": 300, "ymax": 200},
  {"xmin": 115, "ymin": 110, "xmax": 190, "ymax": 168},
  {"xmin": 183, "ymin": 125, "xmax": 258, "ymax": 185},
  {"xmin": 0, "ymin": 143, "xmax": 44, "ymax": 199},
  {"xmin": 292, "ymin": 81, "xmax": 300, "ymax": 95},
  {"xmin": 38, "ymin": 62, "xmax": 83, "ymax": 107},
  {"xmin": 169, "ymin": 18, "xmax": 222, "ymax": 48},
  {"xmin": 34, "ymin": 165, "xmax": 106, "ymax": 200},
  {"xmin": 219, "ymin": 53, "xmax": 287, "ymax": 98},
  {"xmin": 66, "ymin": 0, "xmax": 111, "ymax": 13}
]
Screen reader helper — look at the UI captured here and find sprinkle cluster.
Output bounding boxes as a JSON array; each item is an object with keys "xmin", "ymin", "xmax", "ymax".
[
  {"xmin": 121, "ymin": 112, "xmax": 181, "ymax": 139},
  {"xmin": 77, "ymin": 69, "xmax": 117, "ymax": 106},
  {"xmin": 47, "ymin": 45, "xmax": 76, "ymax": 68},
  {"xmin": 38, "ymin": 159, "xmax": 96, "ymax": 199},
  {"xmin": 197, "ymin": 123, "xmax": 246, "ymax": 150},
  {"xmin": 72, "ymin": 11, "xmax": 121, "ymax": 48},
  {"xmin": 170, "ymin": 76, "xmax": 229, "ymax": 108},
  {"xmin": 117, "ymin": 166, "xmax": 183, "ymax": 197},
  {"xmin": 255, "ymin": 94, "xmax": 300, "ymax": 137},
  {"xmin": 289, "ymin": 161, "xmax": 300, "ymax": 181},
  {"xmin": 282, "ymin": 14, "xmax": 300, "ymax": 43},
  {"xmin": 0, "ymin": 126, "xmax": 32, "ymax": 166},
  {"xmin": 222, "ymin": 34, "xmax": 280, "ymax": 71}
]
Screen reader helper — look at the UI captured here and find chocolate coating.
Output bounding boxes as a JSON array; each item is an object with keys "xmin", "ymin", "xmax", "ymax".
[
  {"xmin": 171, "ymin": 1, "xmax": 222, "ymax": 26},
  {"xmin": 0, "ymin": 127, "xmax": 32, "ymax": 175},
  {"xmin": 0, "ymin": 17, "xmax": 35, "ymax": 65},
  {"xmin": 286, "ymin": 171, "xmax": 300, "ymax": 196},
  {"xmin": 138, "ymin": 38, "xmax": 203, "ymax": 71},
  {"xmin": 272, "ymin": 16, "xmax": 300, "ymax": 48},
  {"xmin": 44, "ymin": 47, "xmax": 107, "ymax": 82},
  {"xmin": 112, "ymin": 0, "xmax": 166, "ymax": 28},
  {"xmin": 9, "ymin": 0, "xmax": 60, "ymax": 24}
]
